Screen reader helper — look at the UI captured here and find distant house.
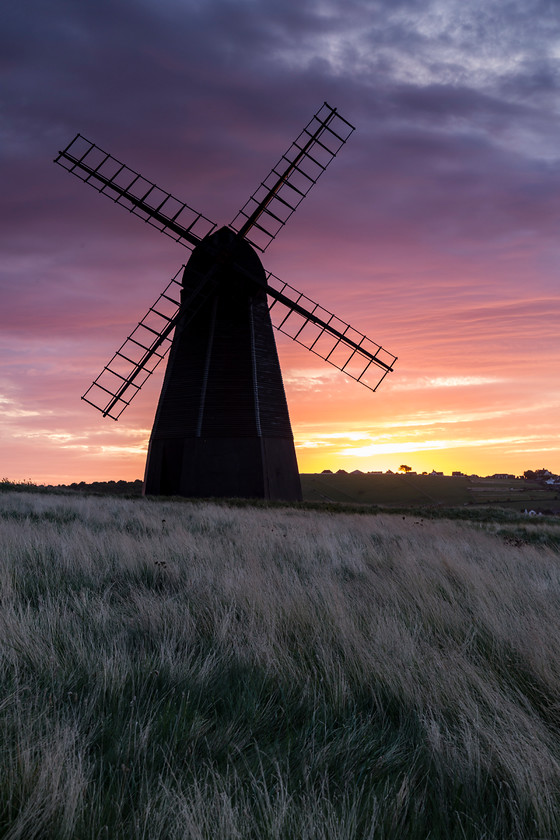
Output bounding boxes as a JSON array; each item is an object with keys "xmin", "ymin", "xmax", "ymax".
[
  {"xmin": 452, "ymin": 471, "xmax": 464, "ymax": 477},
  {"xmin": 430, "ymin": 470, "xmax": 444, "ymax": 476}
]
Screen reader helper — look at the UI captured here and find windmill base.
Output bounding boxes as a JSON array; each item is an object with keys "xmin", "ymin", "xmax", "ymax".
[{"xmin": 143, "ymin": 436, "xmax": 302, "ymax": 501}]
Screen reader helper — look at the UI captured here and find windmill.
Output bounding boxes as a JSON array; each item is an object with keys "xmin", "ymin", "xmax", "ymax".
[{"xmin": 55, "ymin": 103, "xmax": 397, "ymax": 501}]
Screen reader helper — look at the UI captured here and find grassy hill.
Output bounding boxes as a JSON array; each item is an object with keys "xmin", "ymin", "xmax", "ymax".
[
  {"xmin": 301, "ymin": 472, "xmax": 560, "ymax": 513},
  {"xmin": 1, "ymin": 490, "xmax": 560, "ymax": 838},
  {"xmin": 301, "ymin": 472, "xmax": 471, "ymax": 506}
]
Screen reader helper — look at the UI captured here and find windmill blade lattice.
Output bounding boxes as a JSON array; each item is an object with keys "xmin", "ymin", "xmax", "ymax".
[
  {"xmin": 55, "ymin": 135, "xmax": 216, "ymax": 248},
  {"xmin": 266, "ymin": 273, "xmax": 396, "ymax": 392},
  {"xmin": 82, "ymin": 263, "xmax": 220, "ymax": 419},
  {"xmin": 230, "ymin": 102, "xmax": 355, "ymax": 252}
]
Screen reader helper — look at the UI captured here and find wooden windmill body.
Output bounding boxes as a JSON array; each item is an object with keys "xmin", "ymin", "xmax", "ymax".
[
  {"xmin": 144, "ymin": 227, "xmax": 300, "ymax": 499},
  {"xmin": 55, "ymin": 104, "xmax": 397, "ymax": 500}
]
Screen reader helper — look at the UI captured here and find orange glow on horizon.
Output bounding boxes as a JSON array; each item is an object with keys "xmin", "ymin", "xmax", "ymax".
[{"xmin": 3, "ymin": 352, "xmax": 558, "ymax": 485}]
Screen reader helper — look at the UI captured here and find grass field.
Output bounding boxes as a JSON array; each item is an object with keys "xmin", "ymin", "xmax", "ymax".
[
  {"xmin": 300, "ymin": 473, "xmax": 560, "ymax": 512},
  {"xmin": 1, "ymin": 490, "xmax": 560, "ymax": 838}
]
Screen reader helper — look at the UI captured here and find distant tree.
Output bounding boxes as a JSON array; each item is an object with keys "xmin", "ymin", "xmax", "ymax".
[
  {"xmin": 398, "ymin": 464, "xmax": 412, "ymax": 474},
  {"xmin": 524, "ymin": 469, "xmax": 552, "ymax": 479},
  {"xmin": 524, "ymin": 468, "xmax": 555, "ymax": 481}
]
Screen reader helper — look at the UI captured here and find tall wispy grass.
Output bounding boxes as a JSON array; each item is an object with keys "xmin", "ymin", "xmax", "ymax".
[{"xmin": 1, "ymin": 491, "xmax": 560, "ymax": 838}]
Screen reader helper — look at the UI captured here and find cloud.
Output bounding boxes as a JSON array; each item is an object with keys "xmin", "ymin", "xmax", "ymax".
[
  {"xmin": 282, "ymin": 367, "xmax": 341, "ymax": 389},
  {"xmin": 0, "ymin": 395, "xmax": 42, "ymax": 419},
  {"xmin": 336, "ymin": 434, "xmax": 548, "ymax": 458},
  {"xmin": 389, "ymin": 375, "xmax": 504, "ymax": 390}
]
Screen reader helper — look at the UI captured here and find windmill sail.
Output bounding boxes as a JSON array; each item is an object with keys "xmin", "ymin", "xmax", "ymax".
[
  {"xmin": 266, "ymin": 274, "xmax": 396, "ymax": 391},
  {"xmin": 55, "ymin": 135, "xmax": 216, "ymax": 247},
  {"xmin": 82, "ymin": 263, "xmax": 220, "ymax": 419},
  {"xmin": 230, "ymin": 102, "xmax": 355, "ymax": 251}
]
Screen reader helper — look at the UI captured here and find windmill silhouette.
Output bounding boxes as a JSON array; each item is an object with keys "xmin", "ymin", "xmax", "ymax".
[{"xmin": 55, "ymin": 103, "xmax": 397, "ymax": 501}]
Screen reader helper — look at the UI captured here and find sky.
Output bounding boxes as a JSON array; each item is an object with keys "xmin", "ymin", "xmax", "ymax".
[{"xmin": 2, "ymin": 0, "xmax": 560, "ymax": 484}]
